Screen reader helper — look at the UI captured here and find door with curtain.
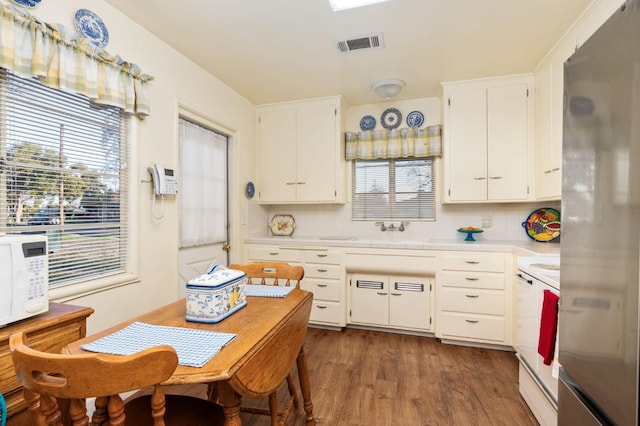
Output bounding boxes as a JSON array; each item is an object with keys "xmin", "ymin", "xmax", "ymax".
[{"xmin": 177, "ymin": 117, "xmax": 229, "ymax": 297}]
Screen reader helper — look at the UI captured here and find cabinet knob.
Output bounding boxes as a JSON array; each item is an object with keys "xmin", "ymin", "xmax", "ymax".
[
  {"xmin": 390, "ymin": 292, "xmax": 402, "ymax": 296},
  {"xmin": 317, "ymin": 268, "xmax": 328, "ymax": 273},
  {"xmin": 297, "ymin": 181, "xmax": 306, "ymax": 185},
  {"xmin": 465, "ymin": 260, "xmax": 480, "ymax": 264},
  {"xmin": 377, "ymin": 292, "xmax": 388, "ymax": 296},
  {"xmin": 316, "ymin": 305, "xmax": 328, "ymax": 309},
  {"xmin": 465, "ymin": 277, "xmax": 479, "ymax": 281},
  {"xmin": 317, "ymin": 254, "xmax": 328, "ymax": 258},
  {"xmin": 473, "ymin": 177, "xmax": 487, "ymax": 181},
  {"xmin": 317, "ymin": 284, "xmax": 328, "ymax": 288},
  {"xmin": 286, "ymin": 182, "xmax": 296, "ymax": 185},
  {"xmin": 488, "ymin": 176, "xmax": 503, "ymax": 180},
  {"xmin": 465, "ymin": 294, "xmax": 480, "ymax": 298},
  {"xmin": 465, "ymin": 319, "xmax": 480, "ymax": 324}
]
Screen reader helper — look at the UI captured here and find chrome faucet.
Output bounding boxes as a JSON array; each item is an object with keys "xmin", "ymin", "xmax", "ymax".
[{"xmin": 375, "ymin": 221, "xmax": 409, "ymax": 232}]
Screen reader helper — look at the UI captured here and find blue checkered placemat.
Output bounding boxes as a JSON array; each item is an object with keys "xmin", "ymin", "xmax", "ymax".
[
  {"xmin": 245, "ymin": 284, "xmax": 295, "ymax": 298},
  {"xmin": 81, "ymin": 322, "xmax": 237, "ymax": 368}
]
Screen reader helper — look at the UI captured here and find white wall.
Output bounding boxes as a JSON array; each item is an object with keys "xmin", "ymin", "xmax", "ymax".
[{"xmin": 29, "ymin": 0, "xmax": 256, "ymax": 334}]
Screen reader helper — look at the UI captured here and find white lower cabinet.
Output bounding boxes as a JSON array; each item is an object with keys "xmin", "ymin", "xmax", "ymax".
[
  {"xmin": 245, "ymin": 245, "xmax": 346, "ymax": 327},
  {"xmin": 349, "ymin": 273, "xmax": 433, "ymax": 331},
  {"xmin": 436, "ymin": 252, "xmax": 512, "ymax": 346},
  {"xmin": 301, "ymin": 249, "xmax": 346, "ymax": 327}
]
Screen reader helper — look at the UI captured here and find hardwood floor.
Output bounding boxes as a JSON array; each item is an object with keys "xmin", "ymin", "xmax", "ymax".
[{"xmin": 174, "ymin": 327, "xmax": 538, "ymax": 425}]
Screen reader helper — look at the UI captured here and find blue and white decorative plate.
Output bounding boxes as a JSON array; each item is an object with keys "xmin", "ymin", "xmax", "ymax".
[
  {"xmin": 245, "ymin": 181, "xmax": 255, "ymax": 199},
  {"xmin": 74, "ymin": 9, "xmax": 109, "ymax": 48},
  {"xmin": 360, "ymin": 115, "xmax": 376, "ymax": 131},
  {"xmin": 406, "ymin": 111, "xmax": 424, "ymax": 128},
  {"xmin": 10, "ymin": 0, "xmax": 41, "ymax": 8},
  {"xmin": 381, "ymin": 108, "xmax": 402, "ymax": 130}
]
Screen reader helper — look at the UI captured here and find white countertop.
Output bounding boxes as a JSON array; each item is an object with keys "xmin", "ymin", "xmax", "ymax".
[{"xmin": 244, "ymin": 236, "xmax": 561, "ymax": 255}]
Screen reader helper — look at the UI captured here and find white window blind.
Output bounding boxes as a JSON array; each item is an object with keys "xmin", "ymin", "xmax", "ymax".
[
  {"xmin": 0, "ymin": 69, "xmax": 130, "ymax": 287},
  {"xmin": 178, "ymin": 118, "xmax": 228, "ymax": 248},
  {"xmin": 352, "ymin": 157, "xmax": 435, "ymax": 220}
]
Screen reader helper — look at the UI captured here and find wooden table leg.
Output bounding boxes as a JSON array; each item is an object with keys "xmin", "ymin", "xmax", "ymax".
[
  {"xmin": 217, "ymin": 381, "xmax": 242, "ymax": 426},
  {"xmin": 296, "ymin": 346, "xmax": 316, "ymax": 426}
]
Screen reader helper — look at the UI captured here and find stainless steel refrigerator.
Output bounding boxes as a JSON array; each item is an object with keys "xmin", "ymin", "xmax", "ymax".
[{"xmin": 559, "ymin": 0, "xmax": 640, "ymax": 424}]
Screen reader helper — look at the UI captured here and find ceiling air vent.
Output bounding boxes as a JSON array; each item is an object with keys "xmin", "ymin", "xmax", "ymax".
[{"xmin": 335, "ymin": 32, "xmax": 384, "ymax": 53}]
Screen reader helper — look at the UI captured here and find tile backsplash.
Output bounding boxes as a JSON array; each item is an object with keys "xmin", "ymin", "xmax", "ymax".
[{"xmin": 249, "ymin": 201, "xmax": 562, "ymax": 243}]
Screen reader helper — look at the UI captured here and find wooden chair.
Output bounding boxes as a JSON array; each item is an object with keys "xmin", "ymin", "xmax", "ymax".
[
  {"xmin": 227, "ymin": 261, "xmax": 305, "ymax": 426},
  {"xmin": 9, "ymin": 332, "xmax": 225, "ymax": 426}
]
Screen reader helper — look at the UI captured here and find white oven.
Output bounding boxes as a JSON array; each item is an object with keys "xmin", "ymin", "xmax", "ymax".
[{"xmin": 516, "ymin": 255, "xmax": 560, "ymax": 426}]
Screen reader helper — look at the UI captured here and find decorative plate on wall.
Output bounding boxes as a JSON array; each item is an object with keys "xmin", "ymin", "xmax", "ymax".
[
  {"xmin": 522, "ymin": 208, "xmax": 561, "ymax": 242},
  {"xmin": 245, "ymin": 181, "xmax": 255, "ymax": 199},
  {"xmin": 74, "ymin": 9, "xmax": 109, "ymax": 48},
  {"xmin": 11, "ymin": 0, "xmax": 41, "ymax": 8},
  {"xmin": 406, "ymin": 111, "xmax": 424, "ymax": 127},
  {"xmin": 381, "ymin": 108, "xmax": 402, "ymax": 130},
  {"xmin": 269, "ymin": 214, "xmax": 296, "ymax": 236},
  {"xmin": 359, "ymin": 115, "xmax": 376, "ymax": 131}
]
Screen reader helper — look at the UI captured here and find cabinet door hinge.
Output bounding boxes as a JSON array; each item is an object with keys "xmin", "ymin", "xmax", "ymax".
[
  {"xmin": 430, "ymin": 317, "xmax": 432, "ymax": 325},
  {"xmin": 258, "ymin": 116, "xmax": 261, "ymax": 124},
  {"xmin": 448, "ymin": 188, "xmax": 451, "ymax": 196},
  {"xmin": 527, "ymin": 186, "xmax": 530, "ymax": 194},
  {"xmin": 335, "ymin": 108, "xmax": 337, "ymax": 116},
  {"xmin": 349, "ymin": 309, "xmax": 351, "ymax": 318},
  {"xmin": 430, "ymin": 283, "xmax": 432, "ymax": 292},
  {"xmin": 526, "ymin": 89, "xmax": 529, "ymax": 97},
  {"xmin": 447, "ymin": 98, "xmax": 451, "ymax": 106},
  {"xmin": 349, "ymin": 279, "xmax": 352, "ymax": 287}
]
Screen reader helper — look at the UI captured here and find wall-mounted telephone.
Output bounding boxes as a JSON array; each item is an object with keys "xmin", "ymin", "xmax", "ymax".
[{"xmin": 149, "ymin": 164, "xmax": 178, "ymax": 195}]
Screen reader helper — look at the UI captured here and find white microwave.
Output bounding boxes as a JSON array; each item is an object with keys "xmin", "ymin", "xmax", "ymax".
[{"xmin": 0, "ymin": 233, "xmax": 49, "ymax": 327}]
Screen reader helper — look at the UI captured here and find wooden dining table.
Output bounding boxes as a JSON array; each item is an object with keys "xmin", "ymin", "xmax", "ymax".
[{"xmin": 64, "ymin": 289, "xmax": 316, "ymax": 426}]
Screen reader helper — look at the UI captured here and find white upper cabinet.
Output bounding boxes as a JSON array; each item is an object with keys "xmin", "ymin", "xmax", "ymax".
[
  {"xmin": 256, "ymin": 96, "xmax": 345, "ymax": 204},
  {"xmin": 442, "ymin": 75, "xmax": 534, "ymax": 203},
  {"xmin": 533, "ymin": 0, "xmax": 624, "ymax": 200},
  {"xmin": 534, "ymin": 61, "xmax": 561, "ymax": 200}
]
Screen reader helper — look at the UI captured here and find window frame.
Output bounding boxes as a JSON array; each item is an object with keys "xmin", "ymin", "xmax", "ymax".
[{"xmin": 0, "ymin": 69, "xmax": 139, "ymax": 300}]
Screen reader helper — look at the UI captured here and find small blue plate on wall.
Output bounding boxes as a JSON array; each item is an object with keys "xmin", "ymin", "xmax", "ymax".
[
  {"xmin": 74, "ymin": 9, "xmax": 109, "ymax": 48},
  {"xmin": 11, "ymin": 0, "xmax": 41, "ymax": 8},
  {"xmin": 406, "ymin": 111, "xmax": 424, "ymax": 127},
  {"xmin": 381, "ymin": 108, "xmax": 402, "ymax": 130},
  {"xmin": 360, "ymin": 115, "xmax": 376, "ymax": 131},
  {"xmin": 245, "ymin": 182, "xmax": 255, "ymax": 199}
]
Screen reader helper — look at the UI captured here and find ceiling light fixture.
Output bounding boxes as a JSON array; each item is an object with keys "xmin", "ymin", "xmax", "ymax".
[
  {"xmin": 328, "ymin": 0, "xmax": 391, "ymax": 12},
  {"xmin": 372, "ymin": 78, "xmax": 405, "ymax": 99}
]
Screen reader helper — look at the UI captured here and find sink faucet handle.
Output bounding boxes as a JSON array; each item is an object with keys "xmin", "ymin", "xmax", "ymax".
[
  {"xmin": 375, "ymin": 221, "xmax": 387, "ymax": 231},
  {"xmin": 399, "ymin": 221, "xmax": 409, "ymax": 232}
]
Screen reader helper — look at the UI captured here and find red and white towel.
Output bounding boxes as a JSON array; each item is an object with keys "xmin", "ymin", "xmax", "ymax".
[{"xmin": 538, "ymin": 290, "xmax": 560, "ymax": 365}]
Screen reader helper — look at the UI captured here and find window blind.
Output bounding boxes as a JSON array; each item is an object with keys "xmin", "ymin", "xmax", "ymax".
[
  {"xmin": 0, "ymin": 69, "xmax": 130, "ymax": 287},
  {"xmin": 352, "ymin": 157, "xmax": 435, "ymax": 220}
]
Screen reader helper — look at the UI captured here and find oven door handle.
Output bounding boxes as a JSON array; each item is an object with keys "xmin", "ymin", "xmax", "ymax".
[{"xmin": 516, "ymin": 273, "xmax": 533, "ymax": 285}]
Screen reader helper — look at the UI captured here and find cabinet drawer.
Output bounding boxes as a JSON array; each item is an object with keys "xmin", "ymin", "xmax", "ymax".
[
  {"xmin": 301, "ymin": 279, "xmax": 340, "ymax": 301},
  {"xmin": 248, "ymin": 247, "xmax": 302, "ymax": 262},
  {"xmin": 439, "ymin": 312, "xmax": 505, "ymax": 342},
  {"xmin": 442, "ymin": 255, "xmax": 505, "ymax": 272},
  {"xmin": 304, "ymin": 250, "xmax": 341, "ymax": 265},
  {"xmin": 439, "ymin": 271, "xmax": 505, "ymax": 290},
  {"xmin": 309, "ymin": 301, "xmax": 342, "ymax": 324},
  {"xmin": 305, "ymin": 264, "xmax": 341, "ymax": 280},
  {"xmin": 439, "ymin": 288, "xmax": 505, "ymax": 315}
]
